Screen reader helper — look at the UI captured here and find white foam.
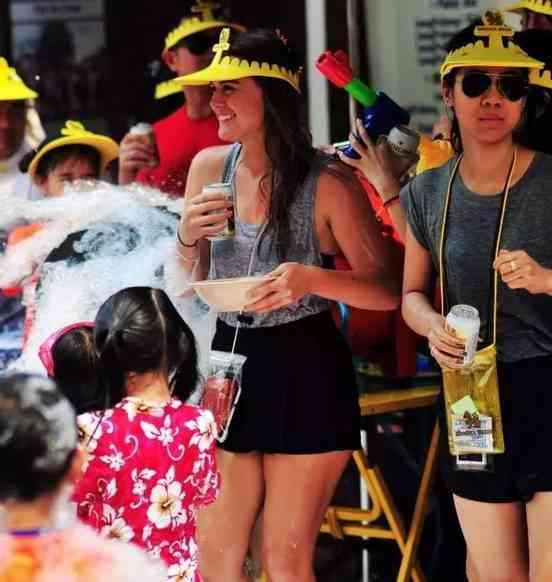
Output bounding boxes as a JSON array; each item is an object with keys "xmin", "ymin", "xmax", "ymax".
[{"xmin": 2, "ymin": 181, "xmax": 215, "ymax": 400}]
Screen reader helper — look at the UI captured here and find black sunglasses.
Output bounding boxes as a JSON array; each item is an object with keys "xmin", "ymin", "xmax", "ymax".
[{"xmin": 460, "ymin": 71, "xmax": 528, "ymax": 102}]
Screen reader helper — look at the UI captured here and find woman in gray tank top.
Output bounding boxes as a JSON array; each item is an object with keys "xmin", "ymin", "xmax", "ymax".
[
  {"xmin": 175, "ymin": 28, "xmax": 400, "ymax": 581},
  {"xmin": 402, "ymin": 20, "xmax": 552, "ymax": 582}
]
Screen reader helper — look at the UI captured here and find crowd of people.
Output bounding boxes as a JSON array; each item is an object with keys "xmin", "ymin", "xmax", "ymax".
[{"xmin": 1, "ymin": 0, "xmax": 552, "ymax": 581}]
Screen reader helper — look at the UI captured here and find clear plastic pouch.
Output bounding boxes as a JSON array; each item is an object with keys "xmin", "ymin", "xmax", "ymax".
[{"xmin": 201, "ymin": 350, "xmax": 247, "ymax": 443}]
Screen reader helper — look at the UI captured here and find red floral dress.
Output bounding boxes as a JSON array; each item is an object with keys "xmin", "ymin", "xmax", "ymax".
[{"xmin": 73, "ymin": 398, "xmax": 219, "ymax": 582}]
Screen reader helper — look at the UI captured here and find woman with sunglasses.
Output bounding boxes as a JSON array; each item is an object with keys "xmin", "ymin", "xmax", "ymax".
[
  {"xmin": 118, "ymin": 1, "xmax": 243, "ymax": 197},
  {"xmin": 400, "ymin": 15, "xmax": 552, "ymax": 582}
]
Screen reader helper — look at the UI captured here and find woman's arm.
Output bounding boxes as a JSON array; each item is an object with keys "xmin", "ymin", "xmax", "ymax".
[
  {"xmin": 402, "ymin": 225, "xmax": 464, "ymax": 369},
  {"xmin": 308, "ymin": 167, "xmax": 401, "ymax": 310},
  {"xmin": 174, "ymin": 146, "xmax": 233, "ymax": 288},
  {"xmin": 337, "ymin": 118, "xmax": 409, "ymax": 241}
]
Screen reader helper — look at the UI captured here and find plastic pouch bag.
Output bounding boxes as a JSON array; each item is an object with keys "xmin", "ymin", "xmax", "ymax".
[
  {"xmin": 443, "ymin": 343, "xmax": 505, "ymax": 456},
  {"xmin": 201, "ymin": 350, "xmax": 247, "ymax": 442}
]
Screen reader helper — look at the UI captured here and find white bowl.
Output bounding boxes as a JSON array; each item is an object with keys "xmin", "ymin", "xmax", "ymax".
[{"xmin": 190, "ymin": 275, "xmax": 275, "ymax": 312}]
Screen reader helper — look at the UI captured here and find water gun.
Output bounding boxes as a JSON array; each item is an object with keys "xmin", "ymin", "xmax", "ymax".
[{"xmin": 316, "ymin": 50, "xmax": 411, "ymax": 159}]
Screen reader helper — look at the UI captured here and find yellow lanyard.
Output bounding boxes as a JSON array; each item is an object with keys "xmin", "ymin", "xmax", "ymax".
[{"xmin": 438, "ymin": 149, "xmax": 517, "ymax": 347}]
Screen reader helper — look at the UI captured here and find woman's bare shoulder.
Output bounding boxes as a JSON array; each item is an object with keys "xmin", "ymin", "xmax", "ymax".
[{"xmin": 190, "ymin": 144, "xmax": 234, "ymax": 176}]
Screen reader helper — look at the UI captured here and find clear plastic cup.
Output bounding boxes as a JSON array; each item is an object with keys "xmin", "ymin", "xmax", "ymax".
[{"xmin": 202, "ymin": 350, "xmax": 247, "ymax": 441}]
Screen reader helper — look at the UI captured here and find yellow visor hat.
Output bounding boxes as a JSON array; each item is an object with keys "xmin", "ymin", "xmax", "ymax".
[
  {"xmin": 440, "ymin": 11, "xmax": 544, "ymax": 79},
  {"xmin": 531, "ymin": 68, "xmax": 552, "ymax": 89},
  {"xmin": 156, "ymin": 1, "xmax": 244, "ymax": 98},
  {"xmin": 503, "ymin": 0, "xmax": 552, "ymax": 16},
  {"xmin": 28, "ymin": 121, "xmax": 119, "ymax": 179},
  {"xmin": 155, "ymin": 78, "xmax": 185, "ymax": 100},
  {"xmin": 173, "ymin": 27, "xmax": 301, "ymax": 93},
  {"xmin": 0, "ymin": 58, "xmax": 38, "ymax": 101},
  {"xmin": 163, "ymin": 0, "xmax": 244, "ymax": 53}
]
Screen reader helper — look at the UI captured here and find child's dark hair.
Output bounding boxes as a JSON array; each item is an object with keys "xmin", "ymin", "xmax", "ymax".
[
  {"xmin": 94, "ymin": 287, "xmax": 199, "ymax": 406},
  {"xmin": 0, "ymin": 374, "xmax": 76, "ymax": 502},
  {"xmin": 53, "ymin": 326, "xmax": 102, "ymax": 415},
  {"xmin": 19, "ymin": 143, "xmax": 101, "ymax": 179},
  {"xmin": 441, "ymin": 21, "xmax": 538, "ymax": 153}
]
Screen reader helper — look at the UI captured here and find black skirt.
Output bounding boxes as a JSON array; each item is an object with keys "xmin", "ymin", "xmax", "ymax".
[{"xmin": 212, "ymin": 310, "xmax": 360, "ymax": 454}]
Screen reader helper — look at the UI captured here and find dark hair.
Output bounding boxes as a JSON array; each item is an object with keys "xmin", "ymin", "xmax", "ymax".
[
  {"xmin": 0, "ymin": 374, "xmax": 76, "ymax": 502},
  {"xmin": 172, "ymin": 28, "xmax": 222, "ymax": 56},
  {"xmin": 19, "ymin": 143, "xmax": 101, "ymax": 179},
  {"xmin": 94, "ymin": 287, "xmax": 198, "ymax": 406},
  {"xmin": 53, "ymin": 326, "xmax": 102, "ymax": 415},
  {"xmin": 226, "ymin": 29, "xmax": 317, "ymax": 261},
  {"xmin": 442, "ymin": 21, "xmax": 538, "ymax": 153},
  {"xmin": 513, "ymin": 29, "xmax": 552, "ymax": 155},
  {"xmin": 442, "ymin": 22, "xmax": 480, "ymax": 153}
]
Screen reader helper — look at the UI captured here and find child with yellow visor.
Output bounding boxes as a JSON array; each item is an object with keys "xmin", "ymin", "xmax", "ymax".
[
  {"xmin": 401, "ymin": 10, "xmax": 552, "ymax": 582},
  {"xmin": 4, "ymin": 123, "xmax": 117, "ymax": 344},
  {"xmin": 19, "ymin": 120, "xmax": 118, "ymax": 198}
]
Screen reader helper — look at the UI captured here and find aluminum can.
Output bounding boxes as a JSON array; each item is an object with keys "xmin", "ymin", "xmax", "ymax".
[{"xmin": 203, "ymin": 182, "xmax": 234, "ymax": 241}]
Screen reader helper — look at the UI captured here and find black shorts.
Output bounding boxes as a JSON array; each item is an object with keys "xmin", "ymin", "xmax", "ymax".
[
  {"xmin": 440, "ymin": 354, "xmax": 552, "ymax": 503},
  {"xmin": 212, "ymin": 311, "xmax": 360, "ymax": 454}
]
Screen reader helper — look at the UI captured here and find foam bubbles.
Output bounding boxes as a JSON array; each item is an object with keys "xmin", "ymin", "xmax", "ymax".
[{"xmin": 2, "ymin": 181, "xmax": 215, "ymax": 399}]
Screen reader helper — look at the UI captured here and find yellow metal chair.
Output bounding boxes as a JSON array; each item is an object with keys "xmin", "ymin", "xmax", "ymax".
[{"xmin": 320, "ymin": 385, "xmax": 441, "ymax": 582}]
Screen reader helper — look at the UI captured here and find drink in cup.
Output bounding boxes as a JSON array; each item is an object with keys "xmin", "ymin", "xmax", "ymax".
[
  {"xmin": 129, "ymin": 122, "xmax": 158, "ymax": 164},
  {"xmin": 202, "ymin": 182, "xmax": 234, "ymax": 241},
  {"xmin": 446, "ymin": 304, "xmax": 480, "ymax": 366}
]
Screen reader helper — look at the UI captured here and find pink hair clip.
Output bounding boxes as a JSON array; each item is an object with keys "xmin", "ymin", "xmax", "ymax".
[{"xmin": 38, "ymin": 321, "xmax": 95, "ymax": 377}]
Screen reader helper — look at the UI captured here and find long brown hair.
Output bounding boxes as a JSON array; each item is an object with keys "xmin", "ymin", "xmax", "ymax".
[{"xmin": 228, "ymin": 29, "xmax": 317, "ymax": 261}]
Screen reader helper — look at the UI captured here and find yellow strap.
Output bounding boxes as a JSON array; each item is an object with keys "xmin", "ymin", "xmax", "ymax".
[{"xmin": 438, "ymin": 148, "xmax": 518, "ymax": 346}]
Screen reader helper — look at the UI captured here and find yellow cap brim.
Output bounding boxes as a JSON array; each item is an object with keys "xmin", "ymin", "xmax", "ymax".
[
  {"xmin": 164, "ymin": 21, "xmax": 246, "ymax": 52},
  {"xmin": 155, "ymin": 79, "xmax": 184, "ymax": 100},
  {"xmin": 503, "ymin": 1, "xmax": 552, "ymax": 15},
  {"xmin": 173, "ymin": 57, "xmax": 300, "ymax": 93},
  {"xmin": 0, "ymin": 85, "xmax": 38, "ymax": 101},
  {"xmin": 440, "ymin": 45, "xmax": 544, "ymax": 78},
  {"xmin": 530, "ymin": 68, "xmax": 552, "ymax": 88},
  {"xmin": 28, "ymin": 135, "xmax": 119, "ymax": 179}
]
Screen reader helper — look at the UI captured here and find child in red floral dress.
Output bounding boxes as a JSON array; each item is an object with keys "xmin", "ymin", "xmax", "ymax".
[{"xmin": 72, "ymin": 287, "xmax": 219, "ymax": 581}]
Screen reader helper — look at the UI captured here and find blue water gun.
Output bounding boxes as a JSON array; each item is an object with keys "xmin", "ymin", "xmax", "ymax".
[{"xmin": 316, "ymin": 50, "xmax": 411, "ymax": 159}]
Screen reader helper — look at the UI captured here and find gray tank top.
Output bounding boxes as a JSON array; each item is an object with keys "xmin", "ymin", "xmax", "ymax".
[{"xmin": 210, "ymin": 143, "xmax": 330, "ymax": 328}]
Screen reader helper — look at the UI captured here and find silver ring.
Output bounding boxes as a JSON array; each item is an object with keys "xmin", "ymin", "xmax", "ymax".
[{"xmin": 510, "ymin": 260, "xmax": 517, "ymax": 272}]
